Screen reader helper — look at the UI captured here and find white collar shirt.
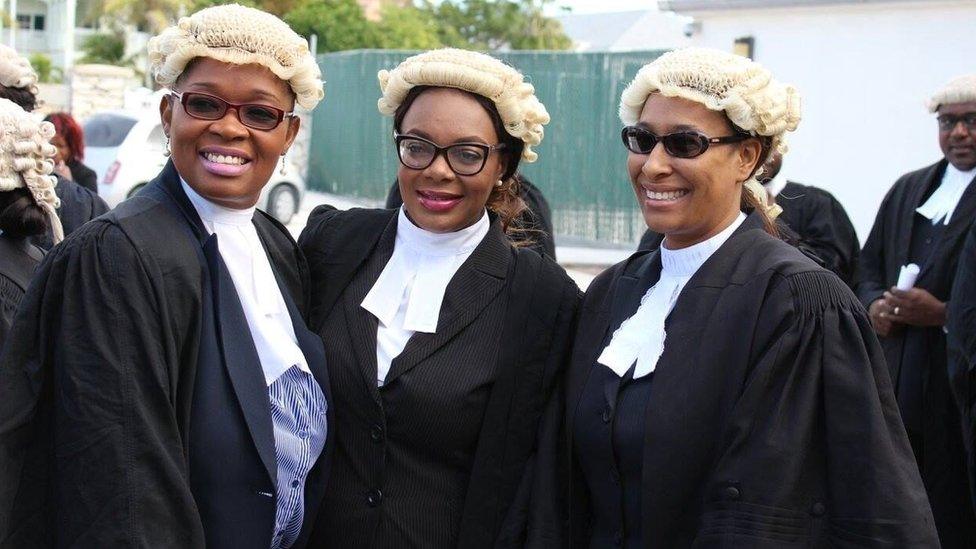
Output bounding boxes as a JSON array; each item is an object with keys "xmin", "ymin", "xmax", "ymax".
[{"xmin": 916, "ymin": 163, "xmax": 976, "ymax": 225}]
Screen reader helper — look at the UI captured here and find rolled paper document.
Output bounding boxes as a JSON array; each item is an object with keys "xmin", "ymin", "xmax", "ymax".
[{"xmin": 896, "ymin": 263, "xmax": 920, "ymax": 291}]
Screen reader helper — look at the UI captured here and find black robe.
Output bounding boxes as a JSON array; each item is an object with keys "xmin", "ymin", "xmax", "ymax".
[
  {"xmin": 385, "ymin": 176, "xmax": 557, "ymax": 260},
  {"xmin": 637, "ymin": 182, "xmax": 860, "ymax": 286},
  {"xmin": 537, "ymin": 213, "xmax": 937, "ymax": 547},
  {"xmin": 298, "ymin": 206, "xmax": 579, "ymax": 548},
  {"xmin": 948, "ymin": 221, "xmax": 976, "ymax": 510},
  {"xmin": 0, "ymin": 162, "xmax": 333, "ymax": 548},
  {"xmin": 0, "ymin": 234, "xmax": 43, "ymax": 350},
  {"xmin": 855, "ymin": 159, "xmax": 976, "ymax": 547},
  {"xmin": 66, "ymin": 159, "xmax": 99, "ymax": 194},
  {"xmin": 30, "ymin": 175, "xmax": 110, "ymax": 251}
]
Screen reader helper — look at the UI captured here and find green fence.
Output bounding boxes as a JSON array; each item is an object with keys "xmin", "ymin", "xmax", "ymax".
[{"xmin": 309, "ymin": 49, "xmax": 666, "ymax": 245}]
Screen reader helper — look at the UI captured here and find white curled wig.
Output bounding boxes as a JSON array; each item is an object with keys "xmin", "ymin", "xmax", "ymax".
[
  {"xmin": 147, "ymin": 4, "xmax": 324, "ymax": 110},
  {"xmin": 0, "ymin": 44, "xmax": 39, "ymax": 96},
  {"xmin": 928, "ymin": 74, "xmax": 976, "ymax": 113},
  {"xmin": 377, "ymin": 48, "xmax": 550, "ymax": 163},
  {"xmin": 619, "ymin": 48, "xmax": 802, "ymax": 220},
  {"xmin": 0, "ymin": 98, "xmax": 63, "ymax": 243}
]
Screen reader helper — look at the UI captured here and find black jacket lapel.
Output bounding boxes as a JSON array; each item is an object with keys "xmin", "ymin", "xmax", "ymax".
[
  {"xmin": 203, "ymin": 225, "xmax": 277, "ymax": 487},
  {"xmin": 384, "ymin": 220, "xmax": 511, "ymax": 385},
  {"xmin": 900, "ymin": 161, "xmax": 946, "ymax": 277},
  {"xmin": 343, "ymin": 215, "xmax": 399, "ymax": 404},
  {"xmin": 919, "ymin": 166, "xmax": 976, "ymax": 284}
]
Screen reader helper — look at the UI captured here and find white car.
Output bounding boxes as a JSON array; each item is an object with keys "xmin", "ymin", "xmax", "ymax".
[{"xmin": 83, "ymin": 110, "xmax": 306, "ymax": 225}]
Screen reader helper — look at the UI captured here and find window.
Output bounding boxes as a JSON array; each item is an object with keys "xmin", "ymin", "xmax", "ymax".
[
  {"xmin": 33, "ymin": 14, "xmax": 45, "ymax": 31},
  {"xmin": 15, "ymin": 14, "xmax": 31, "ymax": 29},
  {"xmin": 734, "ymin": 36, "xmax": 755, "ymax": 59}
]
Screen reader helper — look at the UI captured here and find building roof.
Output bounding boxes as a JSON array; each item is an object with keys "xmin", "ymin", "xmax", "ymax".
[
  {"xmin": 660, "ymin": 0, "xmax": 942, "ymax": 10},
  {"xmin": 556, "ymin": 10, "xmax": 688, "ymax": 52}
]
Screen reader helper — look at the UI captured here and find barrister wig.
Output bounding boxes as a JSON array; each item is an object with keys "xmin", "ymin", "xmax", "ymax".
[
  {"xmin": 928, "ymin": 74, "xmax": 976, "ymax": 113},
  {"xmin": 377, "ymin": 48, "xmax": 550, "ymax": 163},
  {"xmin": 147, "ymin": 3, "xmax": 324, "ymax": 110},
  {"xmin": 0, "ymin": 44, "xmax": 38, "ymax": 96},
  {"xmin": 0, "ymin": 98, "xmax": 63, "ymax": 243},
  {"xmin": 619, "ymin": 47, "xmax": 802, "ymax": 221}
]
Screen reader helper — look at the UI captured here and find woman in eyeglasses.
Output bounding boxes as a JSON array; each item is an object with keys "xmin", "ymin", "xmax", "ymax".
[
  {"xmin": 298, "ymin": 49, "xmax": 579, "ymax": 548},
  {"xmin": 535, "ymin": 48, "xmax": 938, "ymax": 547},
  {"xmin": 0, "ymin": 6, "xmax": 333, "ymax": 548}
]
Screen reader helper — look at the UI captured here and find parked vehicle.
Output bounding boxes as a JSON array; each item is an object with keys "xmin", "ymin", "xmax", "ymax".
[{"xmin": 82, "ymin": 109, "xmax": 306, "ymax": 225}]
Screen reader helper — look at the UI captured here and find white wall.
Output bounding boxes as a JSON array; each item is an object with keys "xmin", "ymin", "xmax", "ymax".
[{"xmin": 680, "ymin": 1, "xmax": 976, "ymax": 240}]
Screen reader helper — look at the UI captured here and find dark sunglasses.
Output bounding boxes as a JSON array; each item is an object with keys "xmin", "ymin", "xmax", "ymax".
[
  {"xmin": 937, "ymin": 113, "xmax": 976, "ymax": 132},
  {"xmin": 393, "ymin": 131, "xmax": 506, "ymax": 176},
  {"xmin": 621, "ymin": 125, "xmax": 751, "ymax": 158},
  {"xmin": 170, "ymin": 91, "xmax": 294, "ymax": 131}
]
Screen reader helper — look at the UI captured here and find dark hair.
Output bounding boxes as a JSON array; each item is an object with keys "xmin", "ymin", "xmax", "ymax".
[
  {"xmin": 0, "ymin": 188, "xmax": 49, "ymax": 238},
  {"xmin": 725, "ymin": 116, "xmax": 779, "ymax": 238},
  {"xmin": 45, "ymin": 112, "xmax": 86, "ymax": 161},
  {"xmin": 393, "ymin": 86, "xmax": 528, "ymax": 233},
  {"xmin": 0, "ymin": 84, "xmax": 37, "ymax": 112}
]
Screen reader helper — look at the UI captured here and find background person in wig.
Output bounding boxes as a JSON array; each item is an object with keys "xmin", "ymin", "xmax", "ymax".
[
  {"xmin": 537, "ymin": 47, "xmax": 936, "ymax": 547},
  {"xmin": 0, "ymin": 97, "xmax": 63, "ymax": 350},
  {"xmin": 856, "ymin": 73, "xmax": 976, "ymax": 548},
  {"xmin": 0, "ymin": 5, "xmax": 332, "ymax": 548},
  {"xmin": 299, "ymin": 48, "xmax": 579, "ymax": 548},
  {"xmin": 0, "ymin": 44, "xmax": 108, "ymax": 251}
]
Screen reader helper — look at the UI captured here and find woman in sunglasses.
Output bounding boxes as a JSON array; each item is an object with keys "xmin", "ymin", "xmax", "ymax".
[
  {"xmin": 0, "ymin": 6, "xmax": 333, "ymax": 548},
  {"xmin": 298, "ymin": 49, "xmax": 579, "ymax": 547},
  {"xmin": 536, "ymin": 48, "xmax": 938, "ymax": 547}
]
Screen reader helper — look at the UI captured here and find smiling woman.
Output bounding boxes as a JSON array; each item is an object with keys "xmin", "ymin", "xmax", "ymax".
[
  {"xmin": 298, "ymin": 48, "xmax": 580, "ymax": 548},
  {"xmin": 0, "ymin": 5, "xmax": 333, "ymax": 549},
  {"xmin": 533, "ymin": 47, "xmax": 940, "ymax": 548}
]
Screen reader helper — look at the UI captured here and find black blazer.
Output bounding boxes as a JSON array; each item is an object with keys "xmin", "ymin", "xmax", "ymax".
[
  {"xmin": 298, "ymin": 206, "xmax": 579, "ymax": 548},
  {"xmin": 546, "ymin": 213, "xmax": 937, "ymax": 547},
  {"xmin": 67, "ymin": 159, "xmax": 98, "ymax": 194},
  {"xmin": 949, "ymin": 221, "xmax": 976, "ymax": 511},
  {"xmin": 0, "ymin": 161, "xmax": 333, "ymax": 548}
]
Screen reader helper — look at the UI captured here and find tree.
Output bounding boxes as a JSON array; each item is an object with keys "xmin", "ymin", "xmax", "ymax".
[
  {"xmin": 417, "ymin": 0, "xmax": 571, "ymax": 51},
  {"xmin": 79, "ymin": 31, "xmax": 128, "ymax": 65},
  {"xmin": 372, "ymin": 4, "xmax": 443, "ymax": 50},
  {"xmin": 284, "ymin": 0, "xmax": 378, "ymax": 53}
]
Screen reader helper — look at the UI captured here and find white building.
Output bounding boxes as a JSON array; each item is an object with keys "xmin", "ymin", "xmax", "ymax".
[
  {"xmin": 1, "ymin": 0, "xmax": 149, "ymax": 72},
  {"xmin": 556, "ymin": 9, "xmax": 690, "ymax": 52},
  {"xmin": 659, "ymin": 0, "xmax": 976, "ymax": 240}
]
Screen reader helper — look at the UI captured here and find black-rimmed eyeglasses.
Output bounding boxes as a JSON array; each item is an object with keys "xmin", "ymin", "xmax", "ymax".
[
  {"xmin": 938, "ymin": 114, "xmax": 976, "ymax": 132},
  {"xmin": 393, "ymin": 132, "xmax": 506, "ymax": 176},
  {"xmin": 170, "ymin": 91, "xmax": 295, "ymax": 131},
  {"xmin": 621, "ymin": 125, "xmax": 751, "ymax": 158}
]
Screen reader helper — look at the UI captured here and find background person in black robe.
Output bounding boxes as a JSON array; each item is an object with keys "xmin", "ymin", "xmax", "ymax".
[
  {"xmin": 856, "ymin": 75, "xmax": 976, "ymax": 547},
  {"xmin": 385, "ymin": 174, "xmax": 556, "ymax": 260},
  {"xmin": 637, "ymin": 152, "xmax": 861, "ymax": 287},
  {"xmin": 760, "ymin": 152, "xmax": 860, "ymax": 285},
  {"xmin": 949, "ymin": 221, "xmax": 976, "ymax": 511},
  {"xmin": 0, "ymin": 48, "xmax": 109, "ymax": 250},
  {"xmin": 534, "ymin": 47, "xmax": 936, "ymax": 548},
  {"xmin": 0, "ymin": 99, "xmax": 63, "ymax": 351},
  {"xmin": 0, "ymin": 7, "xmax": 334, "ymax": 547}
]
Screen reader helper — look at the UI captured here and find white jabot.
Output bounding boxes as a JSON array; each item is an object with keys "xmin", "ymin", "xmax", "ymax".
[
  {"xmin": 361, "ymin": 207, "xmax": 489, "ymax": 386},
  {"xmin": 764, "ymin": 175, "xmax": 788, "ymax": 198},
  {"xmin": 181, "ymin": 179, "xmax": 309, "ymax": 386},
  {"xmin": 597, "ymin": 212, "xmax": 747, "ymax": 379},
  {"xmin": 916, "ymin": 164, "xmax": 976, "ymax": 225}
]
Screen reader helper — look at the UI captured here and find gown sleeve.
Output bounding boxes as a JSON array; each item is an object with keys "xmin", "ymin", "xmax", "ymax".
[
  {"xmin": 948, "ymin": 222, "xmax": 976, "ymax": 507},
  {"xmin": 702, "ymin": 270, "xmax": 939, "ymax": 547},
  {"xmin": 855, "ymin": 184, "xmax": 897, "ymax": 309},
  {"xmin": 0, "ymin": 221, "xmax": 205, "ymax": 547}
]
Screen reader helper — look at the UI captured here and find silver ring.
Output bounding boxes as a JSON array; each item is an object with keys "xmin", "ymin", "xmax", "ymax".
[{"xmin": 894, "ymin": 306, "xmax": 901, "ymax": 316}]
